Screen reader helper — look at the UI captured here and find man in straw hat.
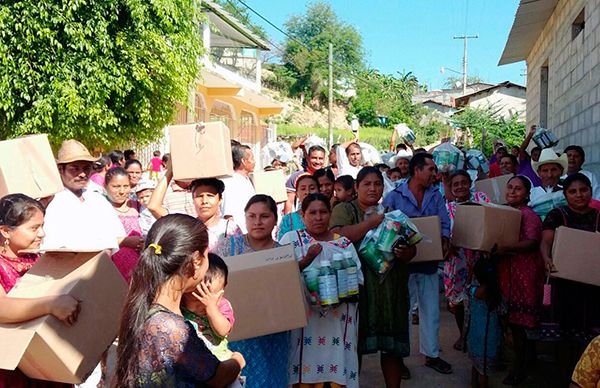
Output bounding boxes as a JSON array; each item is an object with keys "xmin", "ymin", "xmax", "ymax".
[
  {"xmin": 42, "ymin": 139, "xmax": 126, "ymax": 251},
  {"xmin": 528, "ymin": 148, "xmax": 569, "ymax": 219}
]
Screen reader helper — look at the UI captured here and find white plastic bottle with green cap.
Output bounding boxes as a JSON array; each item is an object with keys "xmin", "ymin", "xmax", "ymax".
[
  {"xmin": 332, "ymin": 253, "xmax": 348, "ymax": 300},
  {"xmin": 344, "ymin": 251, "xmax": 360, "ymax": 301},
  {"xmin": 318, "ymin": 259, "xmax": 339, "ymax": 306}
]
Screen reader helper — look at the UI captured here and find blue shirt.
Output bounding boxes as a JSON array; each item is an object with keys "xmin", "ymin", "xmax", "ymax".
[{"xmin": 382, "ymin": 180, "xmax": 451, "ymax": 274}]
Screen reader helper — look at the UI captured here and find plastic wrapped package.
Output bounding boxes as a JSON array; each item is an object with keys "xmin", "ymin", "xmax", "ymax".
[
  {"xmin": 465, "ymin": 149, "xmax": 490, "ymax": 174},
  {"xmin": 432, "ymin": 142, "xmax": 462, "ymax": 173},
  {"xmin": 532, "ymin": 127, "xmax": 559, "ymax": 149},
  {"xmin": 359, "ymin": 142, "xmax": 382, "ymax": 165},
  {"xmin": 358, "ymin": 210, "xmax": 423, "ymax": 282},
  {"xmin": 394, "ymin": 123, "xmax": 416, "ymax": 144},
  {"xmin": 261, "ymin": 141, "xmax": 294, "ymax": 167},
  {"xmin": 303, "ymin": 135, "xmax": 327, "ymax": 152}
]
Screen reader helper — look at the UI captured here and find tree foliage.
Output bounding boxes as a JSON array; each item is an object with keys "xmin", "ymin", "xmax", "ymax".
[
  {"xmin": 283, "ymin": 1, "xmax": 364, "ymax": 104},
  {"xmin": 443, "ymin": 75, "xmax": 484, "ymax": 89},
  {"xmin": 349, "ymin": 70, "xmax": 421, "ymax": 128},
  {"xmin": 451, "ymin": 106, "xmax": 525, "ymax": 155},
  {"xmin": 0, "ymin": 0, "xmax": 204, "ymax": 150}
]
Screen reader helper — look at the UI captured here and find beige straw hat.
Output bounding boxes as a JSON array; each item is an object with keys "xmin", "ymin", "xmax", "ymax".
[{"xmin": 56, "ymin": 139, "xmax": 97, "ymax": 164}]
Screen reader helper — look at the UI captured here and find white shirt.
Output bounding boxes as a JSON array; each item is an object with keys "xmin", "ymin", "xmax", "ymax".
[
  {"xmin": 561, "ymin": 169, "xmax": 600, "ymax": 200},
  {"xmin": 336, "ymin": 147, "xmax": 362, "ymax": 179},
  {"xmin": 43, "ymin": 188, "xmax": 126, "ymax": 250},
  {"xmin": 221, "ymin": 172, "xmax": 255, "ymax": 234}
]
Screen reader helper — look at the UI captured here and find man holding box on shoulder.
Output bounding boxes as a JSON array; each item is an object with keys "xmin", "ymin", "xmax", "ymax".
[{"xmin": 382, "ymin": 152, "xmax": 453, "ymax": 375}]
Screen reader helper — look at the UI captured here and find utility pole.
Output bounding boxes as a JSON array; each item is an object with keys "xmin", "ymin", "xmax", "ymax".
[
  {"xmin": 453, "ymin": 35, "xmax": 478, "ymax": 95},
  {"xmin": 328, "ymin": 43, "xmax": 333, "ymax": 149}
]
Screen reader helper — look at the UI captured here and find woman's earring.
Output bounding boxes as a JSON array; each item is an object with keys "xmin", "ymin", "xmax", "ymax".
[{"xmin": 1, "ymin": 239, "xmax": 9, "ymax": 254}]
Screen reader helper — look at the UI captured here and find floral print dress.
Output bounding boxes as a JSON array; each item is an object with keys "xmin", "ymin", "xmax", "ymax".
[
  {"xmin": 443, "ymin": 192, "xmax": 489, "ymax": 306},
  {"xmin": 279, "ymin": 230, "xmax": 363, "ymax": 388}
]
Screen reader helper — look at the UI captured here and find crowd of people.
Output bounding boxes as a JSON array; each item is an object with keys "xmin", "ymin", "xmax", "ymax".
[{"xmin": 0, "ymin": 124, "xmax": 599, "ymax": 388}]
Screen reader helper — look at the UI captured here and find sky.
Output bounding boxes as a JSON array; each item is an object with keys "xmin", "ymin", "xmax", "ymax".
[{"xmin": 241, "ymin": 0, "xmax": 524, "ymax": 91}]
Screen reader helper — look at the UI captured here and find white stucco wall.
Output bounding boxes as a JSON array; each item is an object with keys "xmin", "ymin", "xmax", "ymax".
[
  {"xmin": 525, "ymin": 0, "xmax": 600, "ymax": 175},
  {"xmin": 467, "ymin": 87, "xmax": 526, "ymax": 120}
]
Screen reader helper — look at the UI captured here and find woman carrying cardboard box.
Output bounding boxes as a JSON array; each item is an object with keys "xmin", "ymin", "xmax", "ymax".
[
  {"xmin": 540, "ymin": 173, "xmax": 600, "ymax": 386},
  {"xmin": 0, "ymin": 194, "xmax": 79, "ymax": 387},
  {"xmin": 495, "ymin": 176, "xmax": 544, "ymax": 385},
  {"xmin": 214, "ymin": 195, "xmax": 289, "ymax": 388}
]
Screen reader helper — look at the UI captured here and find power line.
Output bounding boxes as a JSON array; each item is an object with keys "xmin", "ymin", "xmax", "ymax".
[{"xmin": 224, "ymin": 0, "xmax": 394, "ymax": 92}]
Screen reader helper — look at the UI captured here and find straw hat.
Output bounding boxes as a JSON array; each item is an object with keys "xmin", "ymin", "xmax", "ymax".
[
  {"xmin": 387, "ymin": 149, "xmax": 413, "ymax": 168},
  {"xmin": 532, "ymin": 148, "xmax": 568, "ymax": 173},
  {"xmin": 56, "ymin": 139, "xmax": 97, "ymax": 164}
]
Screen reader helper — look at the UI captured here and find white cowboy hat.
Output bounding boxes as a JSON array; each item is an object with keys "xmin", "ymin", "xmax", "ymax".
[
  {"xmin": 387, "ymin": 149, "xmax": 413, "ymax": 168},
  {"xmin": 532, "ymin": 148, "xmax": 568, "ymax": 174}
]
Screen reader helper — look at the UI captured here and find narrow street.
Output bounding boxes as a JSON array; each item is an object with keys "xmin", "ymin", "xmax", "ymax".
[{"xmin": 360, "ymin": 296, "xmax": 565, "ymax": 388}]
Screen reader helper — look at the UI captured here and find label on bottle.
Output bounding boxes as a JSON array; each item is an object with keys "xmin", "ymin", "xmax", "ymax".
[
  {"xmin": 336, "ymin": 268, "xmax": 348, "ymax": 299},
  {"xmin": 318, "ymin": 274, "xmax": 339, "ymax": 305},
  {"xmin": 304, "ymin": 269, "xmax": 320, "ymax": 305},
  {"xmin": 346, "ymin": 266, "xmax": 359, "ymax": 296}
]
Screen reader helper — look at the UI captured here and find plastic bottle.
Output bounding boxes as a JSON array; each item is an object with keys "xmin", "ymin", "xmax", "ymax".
[
  {"xmin": 303, "ymin": 266, "xmax": 320, "ymax": 305},
  {"xmin": 332, "ymin": 253, "xmax": 348, "ymax": 301},
  {"xmin": 343, "ymin": 251, "xmax": 360, "ymax": 301},
  {"xmin": 318, "ymin": 259, "xmax": 339, "ymax": 306}
]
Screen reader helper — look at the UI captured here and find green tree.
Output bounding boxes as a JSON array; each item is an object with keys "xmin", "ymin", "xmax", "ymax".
[
  {"xmin": 451, "ymin": 106, "xmax": 525, "ymax": 155},
  {"xmin": 443, "ymin": 75, "xmax": 484, "ymax": 89},
  {"xmin": 283, "ymin": 1, "xmax": 364, "ymax": 104},
  {"xmin": 0, "ymin": 0, "xmax": 204, "ymax": 150},
  {"xmin": 349, "ymin": 70, "xmax": 421, "ymax": 128}
]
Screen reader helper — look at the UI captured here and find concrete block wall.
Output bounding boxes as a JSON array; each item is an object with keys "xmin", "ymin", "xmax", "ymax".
[{"xmin": 526, "ymin": 0, "xmax": 600, "ymax": 175}]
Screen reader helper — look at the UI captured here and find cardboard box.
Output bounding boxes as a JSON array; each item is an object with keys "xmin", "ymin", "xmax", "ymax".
[
  {"xmin": 411, "ymin": 216, "xmax": 443, "ymax": 262},
  {"xmin": 0, "ymin": 250, "xmax": 128, "ymax": 384},
  {"xmin": 451, "ymin": 202, "xmax": 522, "ymax": 251},
  {"xmin": 474, "ymin": 174, "xmax": 513, "ymax": 204},
  {"xmin": 552, "ymin": 226, "xmax": 600, "ymax": 286},
  {"xmin": 169, "ymin": 122, "xmax": 234, "ymax": 180},
  {"xmin": 0, "ymin": 134, "xmax": 63, "ymax": 198},
  {"xmin": 252, "ymin": 169, "xmax": 287, "ymax": 203},
  {"xmin": 223, "ymin": 245, "xmax": 307, "ymax": 341}
]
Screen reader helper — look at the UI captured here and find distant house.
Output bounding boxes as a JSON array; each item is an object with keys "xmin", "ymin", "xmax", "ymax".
[
  {"xmin": 453, "ymin": 81, "xmax": 526, "ymax": 120},
  {"xmin": 413, "ymin": 83, "xmax": 493, "ymax": 107},
  {"xmin": 422, "ymin": 100, "xmax": 458, "ymax": 116},
  {"xmin": 134, "ymin": 0, "xmax": 282, "ymax": 167},
  {"xmin": 500, "ymin": 0, "xmax": 600, "ymax": 175}
]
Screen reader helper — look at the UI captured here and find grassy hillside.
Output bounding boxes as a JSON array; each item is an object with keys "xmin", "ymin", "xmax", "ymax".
[{"xmin": 276, "ymin": 124, "xmax": 393, "ymax": 151}]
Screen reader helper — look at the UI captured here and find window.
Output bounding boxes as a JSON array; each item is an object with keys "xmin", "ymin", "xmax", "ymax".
[
  {"xmin": 540, "ymin": 64, "xmax": 549, "ymax": 127},
  {"xmin": 572, "ymin": 8, "xmax": 585, "ymax": 40}
]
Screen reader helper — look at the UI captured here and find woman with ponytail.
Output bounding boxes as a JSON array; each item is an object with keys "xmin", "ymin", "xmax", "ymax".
[{"xmin": 114, "ymin": 214, "xmax": 245, "ymax": 387}]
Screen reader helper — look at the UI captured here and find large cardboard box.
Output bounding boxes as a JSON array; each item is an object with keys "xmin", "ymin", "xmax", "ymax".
[
  {"xmin": 451, "ymin": 202, "xmax": 521, "ymax": 251},
  {"xmin": 169, "ymin": 122, "xmax": 234, "ymax": 180},
  {"xmin": 0, "ymin": 250, "xmax": 128, "ymax": 384},
  {"xmin": 411, "ymin": 216, "xmax": 443, "ymax": 262},
  {"xmin": 552, "ymin": 226, "xmax": 600, "ymax": 286},
  {"xmin": 474, "ymin": 174, "xmax": 513, "ymax": 204},
  {"xmin": 252, "ymin": 169, "xmax": 287, "ymax": 203},
  {"xmin": 223, "ymin": 245, "xmax": 307, "ymax": 341},
  {"xmin": 0, "ymin": 134, "xmax": 63, "ymax": 198}
]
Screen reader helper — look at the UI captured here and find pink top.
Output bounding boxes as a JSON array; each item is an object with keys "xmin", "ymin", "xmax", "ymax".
[
  {"xmin": 111, "ymin": 200, "xmax": 143, "ymax": 283},
  {"xmin": 150, "ymin": 157, "xmax": 163, "ymax": 172},
  {"xmin": 0, "ymin": 254, "xmax": 38, "ymax": 293},
  {"xmin": 89, "ymin": 173, "xmax": 105, "ymax": 187}
]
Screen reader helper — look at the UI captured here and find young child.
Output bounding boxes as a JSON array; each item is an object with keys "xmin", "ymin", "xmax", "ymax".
[
  {"xmin": 182, "ymin": 253, "xmax": 235, "ymax": 362},
  {"xmin": 387, "ymin": 167, "xmax": 403, "ymax": 182},
  {"xmin": 466, "ymin": 257, "xmax": 502, "ymax": 388},
  {"xmin": 135, "ymin": 180, "xmax": 156, "ymax": 237},
  {"xmin": 333, "ymin": 175, "xmax": 356, "ymax": 207},
  {"xmin": 148, "ymin": 150, "xmax": 162, "ymax": 181}
]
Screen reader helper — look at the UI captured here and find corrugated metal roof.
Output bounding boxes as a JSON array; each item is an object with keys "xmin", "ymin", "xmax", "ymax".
[
  {"xmin": 498, "ymin": 0, "xmax": 559, "ymax": 65},
  {"xmin": 202, "ymin": 0, "xmax": 270, "ymax": 51}
]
